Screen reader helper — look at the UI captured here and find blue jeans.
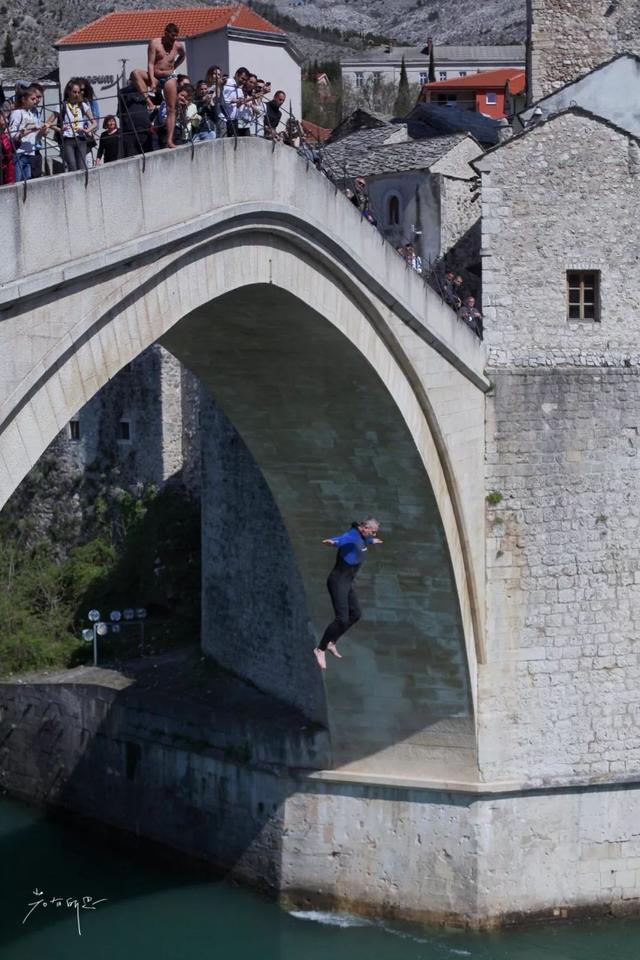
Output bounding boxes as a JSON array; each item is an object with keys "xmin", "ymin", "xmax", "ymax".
[
  {"xmin": 14, "ymin": 153, "xmax": 32, "ymax": 182},
  {"xmin": 194, "ymin": 129, "xmax": 215, "ymax": 142}
]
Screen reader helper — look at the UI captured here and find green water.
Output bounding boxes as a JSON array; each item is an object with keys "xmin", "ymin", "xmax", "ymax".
[{"xmin": 1, "ymin": 795, "xmax": 639, "ymax": 960}]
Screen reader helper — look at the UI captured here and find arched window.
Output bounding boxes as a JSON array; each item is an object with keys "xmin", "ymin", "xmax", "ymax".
[{"xmin": 387, "ymin": 195, "xmax": 400, "ymax": 225}]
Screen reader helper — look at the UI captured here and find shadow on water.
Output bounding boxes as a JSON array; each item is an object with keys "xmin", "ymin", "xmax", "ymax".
[{"xmin": 6, "ymin": 791, "xmax": 640, "ymax": 960}]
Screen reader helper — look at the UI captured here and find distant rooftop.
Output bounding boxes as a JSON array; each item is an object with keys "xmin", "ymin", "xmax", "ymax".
[
  {"xmin": 342, "ymin": 44, "xmax": 526, "ymax": 65},
  {"xmin": 320, "ymin": 122, "xmax": 470, "ymax": 179},
  {"xmin": 407, "ymin": 102, "xmax": 503, "ymax": 145},
  {"xmin": 423, "ymin": 68, "xmax": 526, "ymax": 94},
  {"xmin": 56, "ymin": 4, "xmax": 283, "ymax": 46}
]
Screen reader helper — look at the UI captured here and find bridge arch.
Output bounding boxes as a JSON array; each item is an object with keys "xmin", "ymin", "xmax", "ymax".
[{"xmin": 0, "ymin": 142, "xmax": 487, "ymax": 777}]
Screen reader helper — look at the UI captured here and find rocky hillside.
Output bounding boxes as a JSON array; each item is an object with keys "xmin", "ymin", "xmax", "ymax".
[{"xmin": 2, "ymin": 0, "xmax": 525, "ymax": 77}]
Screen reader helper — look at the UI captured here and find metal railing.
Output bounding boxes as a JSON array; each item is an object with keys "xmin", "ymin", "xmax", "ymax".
[{"xmin": 0, "ymin": 80, "xmax": 483, "ymax": 335}]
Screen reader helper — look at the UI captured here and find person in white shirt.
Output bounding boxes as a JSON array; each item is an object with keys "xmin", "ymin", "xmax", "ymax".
[
  {"xmin": 8, "ymin": 85, "xmax": 50, "ymax": 181},
  {"xmin": 175, "ymin": 85, "xmax": 199, "ymax": 142},
  {"xmin": 251, "ymin": 80, "xmax": 268, "ymax": 137},
  {"xmin": 222, "ymin": 67, "xmax": 250, "ymax": 138},
  {"xmin": 59, "ymin": 79, "xmax": 96, "ymax": 171}
]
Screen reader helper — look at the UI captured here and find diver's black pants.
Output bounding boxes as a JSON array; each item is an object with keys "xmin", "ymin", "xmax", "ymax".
[{"xmin": 319, "ymin": 560, "xmax": 362, "ymax": 649}]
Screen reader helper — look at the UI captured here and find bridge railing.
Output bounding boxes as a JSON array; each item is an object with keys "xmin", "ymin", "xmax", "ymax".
[{"xmin": 1, "ymin": 85, "xmax": 482, "ymax": 337}]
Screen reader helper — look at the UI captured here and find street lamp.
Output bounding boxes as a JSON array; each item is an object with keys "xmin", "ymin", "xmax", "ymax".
[{"xmin": 82, "ymin": 607, "xmax": 148, "ymax": 665}]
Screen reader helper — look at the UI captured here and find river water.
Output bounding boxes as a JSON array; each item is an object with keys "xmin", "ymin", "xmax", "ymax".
[{"xmin": 1, "ymin": 794, "xmax": 639, "ymax": 959}]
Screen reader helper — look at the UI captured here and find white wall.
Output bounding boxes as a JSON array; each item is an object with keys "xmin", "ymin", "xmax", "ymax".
[
  {"xmin": 58, "ymin": 35, "xmax": 300, "ymax": 121},
  {"xmin": 342, "ymin": 61, "xmax": 518, "ymax": 89},
  {"xmin": 58, "ymin": 42, "xmax": 160, "ymax": 118},
  {"xmin": 187, "ymin": 33, "xmax": 229, "ymax": 86},
  {"xmin": 521, "ymin": 55, "xmax": 640, "ymax": 137},
  {"xmin": 229, "ymin": 38, "xmax": 301, "ymax": 120}
]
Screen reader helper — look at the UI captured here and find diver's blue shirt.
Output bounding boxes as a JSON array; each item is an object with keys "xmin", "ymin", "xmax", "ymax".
[{"xmin": 330, "ymin": 528, "xmax": 374, "ymax": 566}]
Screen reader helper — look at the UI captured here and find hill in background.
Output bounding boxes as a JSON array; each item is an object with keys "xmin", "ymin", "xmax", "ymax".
[{"xmin": 2, "ymin": 0, "xmax": 525, "ymax": 78}]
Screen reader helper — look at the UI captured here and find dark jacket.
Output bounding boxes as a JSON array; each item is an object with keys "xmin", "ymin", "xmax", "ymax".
[{"xmin": 118, "ymin": 85, "xmax": 149, "ymax": 133}]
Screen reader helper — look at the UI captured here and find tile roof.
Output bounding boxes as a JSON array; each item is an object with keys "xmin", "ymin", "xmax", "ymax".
[
  {"xmin": 301, "ymin": 119, "xmax": 332, "ymax": 143},
  {"xmin": 407, "ymin": 102, "xmax": 503, "ymax": 145},
  {"xmin": 423, "ymin": 68, "xmax": 526, "ymax": 93},
  {"xmin": 320, "ymin": 124, "xmax": 469, "ymax": 179},
  {"xmin": 57, "ymin": 5, "xmax": 283, "ymax": 45}
]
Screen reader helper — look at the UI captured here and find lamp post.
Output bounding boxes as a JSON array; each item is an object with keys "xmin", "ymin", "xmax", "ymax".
[{"xmin": 82, "ymin": 607, "xmax": 147, "ymax": 665}]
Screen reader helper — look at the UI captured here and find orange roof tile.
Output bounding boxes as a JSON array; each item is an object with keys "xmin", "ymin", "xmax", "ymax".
[
  {"xmin": 301, "ymin": 119, "xmax": 332, "ymax": 143},
  {"xmin": 423, "ymin": 68, "xmax": 525, "ymax": 93},
  {"xmin": 57, "ymin": 5, "xmax": 283, "ymax": 45}
]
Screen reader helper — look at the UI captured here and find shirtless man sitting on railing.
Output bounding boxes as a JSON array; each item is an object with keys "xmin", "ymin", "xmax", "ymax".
[{"xmin": 131, "ymin": 22, "xmax": 185, "ymax": 149}]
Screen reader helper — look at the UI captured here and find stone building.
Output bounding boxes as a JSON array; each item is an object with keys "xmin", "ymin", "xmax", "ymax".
[
  {"xmin": 320, "ymin": 116, "xmax": 482, "ymax": 274},
  {"xmin": 520, "ymin": 52, "xmax": 640, "ymax": 136},
  {"xmin": 475, "ymin": 107, "xmax": 640, "ymax": 788},
  {"xmin": 9, "ymin": 345, "xmax": 201, "ymax": 548},
  {"xmin": 62, "ymin": 345, "xmax": 199, "ymax": 494},
  {"xmin": 527, "ymin": 0, "xmax": 640, "ymax": 102},
  {"xmin": 342, "ymin": 43, "xmax": 525, "ymax": 92}
]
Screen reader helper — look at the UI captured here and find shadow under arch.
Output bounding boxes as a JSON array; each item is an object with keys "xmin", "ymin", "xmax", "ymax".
[
  {"xmin": 0, "ymin": 213, "xmax": 484, "ymax": 778},
  {"xmin": 161, "ymin": 284, "xmax": 476, "ymax": 779}
]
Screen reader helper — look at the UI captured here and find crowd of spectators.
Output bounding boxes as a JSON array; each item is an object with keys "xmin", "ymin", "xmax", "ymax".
[
  {"xmin": 441, "ymin": 269, "xmax": 483, "ymax": 338},
  {"xmin": 0, "ymin": 22, "xmax": 482, "ymax": 340},
  {"xmin": 0, "ymin": 22, "xmax": 316, "ymax": 185}
]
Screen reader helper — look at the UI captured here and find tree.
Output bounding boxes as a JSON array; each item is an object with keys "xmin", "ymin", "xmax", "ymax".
[
  {"xmin": 1, "ymin": 34, "xmax": 16, "ymax": 68},
  {"xmin": 393, "ymin": 56, "xmax": 412, "ymax": 118},
  {"xmin": 428, "ymin": 42, "xmax": 436, "ymax": 83}
]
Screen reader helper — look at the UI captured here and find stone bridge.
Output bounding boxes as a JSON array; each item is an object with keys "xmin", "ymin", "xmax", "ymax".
[{"xmin": 0, "ymin": 139, "xmax": 489, "ymax": 782}]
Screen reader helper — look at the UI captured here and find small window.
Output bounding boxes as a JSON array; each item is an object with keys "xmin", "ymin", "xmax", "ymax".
[
  {"xmin": 486, "ymin": 92, "xmax": 497, "ymax": 104},
  {"xmin": 567, "ymin": 271, "xmax": 600, "ymax": 322},
  {"xmin": 355, "ymin": 72, "xmax": 364, "ymax": 89},
  {"xmin": 419, "ymin": 71, "xmax": 428, "ymax": 84},
  {"xmin": 118, "ymin": 420, "xmax": 131, "ymax": 441},
  {"xmin": 438, "ymin": 71, "xmax": 447, "ymax": 81},
  {"xmin": 459, "ymin": 70, "xmax": 467, "ymax": 77},
  {"xmin": 69, "ymin": 420, "xmax": 81, "ymax": 441},
  {"xmin": 387, "ymin": 195, "xmax": 400, "ymax": 225}
]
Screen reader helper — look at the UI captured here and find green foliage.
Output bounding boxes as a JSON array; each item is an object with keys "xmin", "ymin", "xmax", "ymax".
[
  {"xmin": 341, "ymin": 73, "xmax": 399, "ymax": 117},
  {"xmin": 0, "ymin": 484, "xmax": 201, "ymax": 678},
  {"xmin": 302, "ymin": 78, "xmax": 343, "ymax": 129},
  {"xmin": 393, "ymin": 56, "xmax": 413, "ymax": 117},
  {"xmin": 486, "ymin": 491, "xmax": 503, "ymax": 506}
]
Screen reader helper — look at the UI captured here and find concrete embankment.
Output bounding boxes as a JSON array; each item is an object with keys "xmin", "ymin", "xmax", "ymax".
[{"xmin": 4, "ymin": 649, "xmax": 640, "ymax": 928}]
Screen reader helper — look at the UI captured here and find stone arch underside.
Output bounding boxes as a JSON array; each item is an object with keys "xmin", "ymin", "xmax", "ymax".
[{"xmin": 0, "ymin": 229, "xmax": 482, "ymax": 779}]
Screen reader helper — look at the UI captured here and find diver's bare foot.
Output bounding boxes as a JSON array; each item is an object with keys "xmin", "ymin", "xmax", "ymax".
[
  {"xmin": 314, "ymin": 648, "xmax": 326, "ymax": 670},
  {"xmin": 167, "ymin": 140, "xmax": 177, "ymax": 149},
  {"xmin": 327, "ymin": 642, "xmax": 342, "ymax": 659}
]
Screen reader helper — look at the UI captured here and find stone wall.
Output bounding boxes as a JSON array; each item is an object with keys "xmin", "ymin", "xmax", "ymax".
[
  {"xmin": 481, "ymin": 367, "xmax": 640, "ymax": 782},
  {"xmin": 477, "ymin": 108, "xmax": 640, "ymax": 783},
  {"xmin": 6, "ymin": 673, "xmax": 640, "ymax": 924},
  {"xmin": 2, "ymin": 344, "xmax": 202, "ymax": 549},
  {"xmin": 527, "ymin": 0, "xmax": 640, "ymax": 102},
  {"xmin": 477, "ymin": 110, "xmax": 640, "ymax": 367},
  {"xmin": 166, "ymin": 284, "xmax": 476, "ymax": 779},
  {"xmin": 200, "ymin": 391, "xmax": 326, "ymax": 726},
  {"xmin": 63, "ymin": 343, "xmax": 200, "ymax": 495}
]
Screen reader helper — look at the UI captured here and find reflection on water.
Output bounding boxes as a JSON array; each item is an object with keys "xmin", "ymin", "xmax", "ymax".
[{"xmin": 1, "ymin": 794, "xmax": 640, "ymax": 959}]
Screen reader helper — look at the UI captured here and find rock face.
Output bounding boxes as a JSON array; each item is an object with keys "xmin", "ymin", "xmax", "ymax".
[
  {"xmin": 527, "ymin": 0, "xmax": 640, "ymax": 102},
  {"xmin": 3, "ymin": 0, "xmax": 526, "ymax": 78},
  {"xmin": 1, "ymin": 345, "xmax": 200, "ymax": 553}
]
